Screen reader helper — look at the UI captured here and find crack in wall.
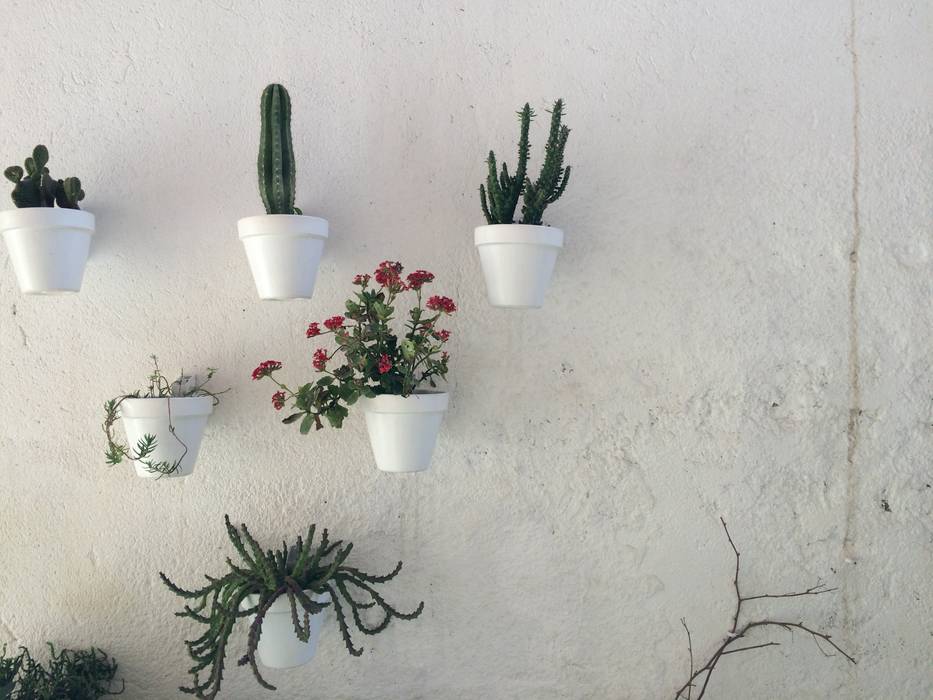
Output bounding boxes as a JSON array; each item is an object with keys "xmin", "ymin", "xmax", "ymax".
[
  {"xmin": 841, "ymin": 0, "xmax": 862, "ymax": 649},
  {"xmin": 11, "ymin": 304, "xmax": 27, "ymax": 348},
  {"xmin": 843, "ymin": 0, "xmax": 862, "ymax": 556}
]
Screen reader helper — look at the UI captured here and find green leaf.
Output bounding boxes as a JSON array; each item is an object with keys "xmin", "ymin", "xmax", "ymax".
[
  {"xmin": 3, "ymin": 166, "xmax": 22, "ymax": 183},
  {"xmin": 317, "ymin": 376, "xmax": 334, "ymax": 386},
  {"xmin": 332, "ymin": 365, "xmax": 354, "ymax": 381},
  {"xmin": 324, "ymin": 405, "xmax": 349, "ymax": 428},
  {"xmin": 282, "ymin": 412, "xmax": 304, "ymax": 424},
  {"xmin": 401, "ymin": 339, "xmax": 416, "ymax": 360},
  {"xmin": 300, "ymin": 414, "xmax": 315, "ymax": 434},
  {"xmin": 361, "ymin": 386, "xmax": 377, "ymax": 398},
  {"xmin": 373, "ymin": 302, "xmax": 391, "ymax": 320}
]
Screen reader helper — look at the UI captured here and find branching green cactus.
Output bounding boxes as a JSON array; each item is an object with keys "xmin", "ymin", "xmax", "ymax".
[
  {"xmin": 161, "ymin": 515, "xmax": 423, "ymax": 699},
  {"xmin": 479, "ymin": 100, "xmax": 571, "ymax": 226},
  {"xmin": 480, "ymin": 104, "xmax": 532, "ymax": 225},
  {"xmin": 3, "ymin": 145, "xmax": 85, "ymax": 209},
  {"xmin": 258, "ymin": 84, "xmax": 301, "ymax": 215},
  {"xmin": 521, "ymin": 99, "xmax": 571, "ymax": 225}
]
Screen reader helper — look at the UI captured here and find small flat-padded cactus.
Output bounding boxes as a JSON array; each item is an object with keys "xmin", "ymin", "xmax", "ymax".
[
  {"xmin": 3, "ymin": 145, "xmax": 85, "ymax": 209},
  {"xmin": 479, "ymin": 99, "xmax": 571, "ymax": 226},
  {"xmin": 258, "ymin": 83, "xmax": 301, "ymax": 215}
]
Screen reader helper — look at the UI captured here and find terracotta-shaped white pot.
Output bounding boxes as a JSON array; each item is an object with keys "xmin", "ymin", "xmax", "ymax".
[
  {"xmin": 118, "ymin": 396, "xmax": 213, "ymax": 478},
  {"xmin": 474, "ymin": 224, "xmax": 563, "ymax": 308},
  {"xmin": 0, "ymin": 208, "xmax": 94, "ymax": 294},
  {"xmin": 238, "ymin": 214, "xmax": 328, "ymax": 300},
  {"xmin": 360, "ymin": 392, "xmax": 448, "ymax": 473},
  {"xmin": 241, "ymin": 590, "xmax": 330, "ymax": 669}
]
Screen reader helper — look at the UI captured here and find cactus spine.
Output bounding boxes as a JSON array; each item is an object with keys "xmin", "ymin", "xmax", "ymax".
[
  {"xmin": 479, "ymin": 99, "xmax": 571, "ymax": 226},
  {"xmin": 3, "ymin": 145, "xmax": 84, "ymax": 209},
  {"xmin": 258, "ymin": 83, "xmax": 300, "ymax": 215}
]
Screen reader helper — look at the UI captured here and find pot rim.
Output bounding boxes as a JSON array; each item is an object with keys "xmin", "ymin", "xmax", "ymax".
[
  {"xmin": 241, "ymin": 589, "xmax": 331, "ymax": 614},
  {"xmin": 361, "ymin": 390, "xmax": 449, "ymax": 414},
  {"xmin": 237, "ymin": 214, "xmax": 329, "ymax": 240},
  {"xmin": 474, "ymin": 223, "xmax": 563, "ymax": 248},
  {"xmin": 118, "ymin": 395, "xmax": 215, "ymax": 418},
  {"xmin": 0, "ymin": 207, "xmax": 95, "ymax": 233}
]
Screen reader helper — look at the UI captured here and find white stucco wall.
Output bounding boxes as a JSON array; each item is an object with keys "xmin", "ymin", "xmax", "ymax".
[{"xmin": 0, "ymin": 1, "xmax": 930, "ymax": 698}]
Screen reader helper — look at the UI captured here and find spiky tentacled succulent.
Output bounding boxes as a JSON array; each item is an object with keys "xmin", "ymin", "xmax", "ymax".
[
  {"xmin": 160, "ymin": 515, "xmax": 424, "ymax": 698},
  {"xmin": 0, "ymin": 644, "xmax": 122, "ymax": 699}
]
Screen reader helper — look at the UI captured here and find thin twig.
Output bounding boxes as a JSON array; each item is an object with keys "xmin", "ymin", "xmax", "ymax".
[
  {"xmin": 681, "ymin": 618, "xmax": 694, "ymax": 700},
  {"xmin": 673, "ymin": 519, "xmax": 855, "ymax": 699}
]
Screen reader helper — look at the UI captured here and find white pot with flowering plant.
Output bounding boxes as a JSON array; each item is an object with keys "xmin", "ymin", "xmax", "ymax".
[{"xmin": 252, "ymin": 260, "xmax": 456, "ymax": 472}]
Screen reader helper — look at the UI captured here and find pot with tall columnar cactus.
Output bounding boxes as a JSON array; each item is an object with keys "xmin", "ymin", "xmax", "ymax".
[
  {"xmin": 1, "ymin": 145, "xmax": 93, "ymax": 294},
  {"xmin": 475, "ymin": 100, "xmax": 572, "ymax": 308},
  {"xmin": 238, "ymin": 83, "xmax": 329, "ymax": 300}
]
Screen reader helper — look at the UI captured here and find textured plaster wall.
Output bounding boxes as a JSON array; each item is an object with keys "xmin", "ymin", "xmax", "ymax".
[{"xmin": 0, "ymin": 1, "xmax": 930, "ymax": 698}]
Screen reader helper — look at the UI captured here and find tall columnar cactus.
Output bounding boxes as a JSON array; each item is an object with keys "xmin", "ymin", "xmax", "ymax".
[
  {"xmin": 480, "ymin": 103, "xmax": 532, "ymax": 225},
  {"xmin": 479, "ymin": 99, "xmax": 571, "ymax": 226},
  {"xmin": 258, "ymin": 83, "xmax": 301, "ymax": 215},
  {"xmin": 3, "ymin": 145, "xmax": 85, "ymax": 209},
  {"xmin": 521, "ymin": 99, "xmax": 571, "ymax": 225}
]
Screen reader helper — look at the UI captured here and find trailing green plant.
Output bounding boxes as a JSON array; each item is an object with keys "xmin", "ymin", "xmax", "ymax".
[
  {"xmin": 3, "ymin": 145, "xmax": 85, "ymax": 209},
  {"xmin": 0, "ymin": 644, "xmax": 123, "ymax": 699},
  {"xmin": 258, "ymin": 83, "xmax": 301, "ymax": 215},
  {"xmin": 161, "ymin": 515, "xmax": 424, "ymax": 698},
  {"xmin": 251, "ymin": 261, "xmax": 455, "ymax": 433},
  {"xmin": 102, "ymin": 356, "xmax": 227, "ymax": 476},
  {"xmin": 479, "ymin": 99, "xmax": 571, "ymax": 226}
]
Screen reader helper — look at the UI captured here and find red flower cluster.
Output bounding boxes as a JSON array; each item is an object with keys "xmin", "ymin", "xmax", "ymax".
[
  {"xmin": 406, "ymin": 269, "xmax": 434, "ymax": 290},
  {"xmin": 251, "ymin": 360, "xmax": 282, "ymax": 380},
  {"xmin": 312, "ymin": 348, "xmax": 328, "ymax": 371},
  {"xmin": 378, "ymin": 353, "xmax": 392, "ymax": 374},
  {"xmin": 306, "ymin": 322, "xmax": 321, "ymax": 338},
  {"xmin": 374, "ymin": 260, "xmax": 403, "ymax": 289},
  {"xmin": 324, "ymin": 315, "xmax": 345, "ymax": 330},
  {"xmin": 353, "ymin": 273, "xmax": 371, "ymax": 286},
  {"xmin": 434, "ymin": 329, "xmax": 451, "ymax": 342},
  {"xmin": 426, "ymin": 295, "xmax": 457, "ymax": 313},
  {"xmin": 272, "ymin": 391, "xmax": 286, "ymax": 410}
]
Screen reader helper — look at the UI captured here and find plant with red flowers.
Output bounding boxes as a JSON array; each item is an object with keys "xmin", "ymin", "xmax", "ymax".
[{"xmin": 252, "ymin": 261, "xmax": 455, "ymax": 433}]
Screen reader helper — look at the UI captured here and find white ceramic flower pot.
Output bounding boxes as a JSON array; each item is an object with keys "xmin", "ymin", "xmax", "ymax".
[
  {"xmin": 241, "ymin": 591, "xmax": 330, "ymax": 669},
  {"xmin": 118, "ymin": 396, "xmax": 213, "ymax": 478},
  {"xmin": 238, "ymin": 214, "xmax": 329, "ymax": 300},
  {"xmin": 360, "ymin": 392, "xmax": 449, "ymax": 473},
  {"xmin": 474, "ymin": 224, "xmax": 564, "ymax": 308},
  {"xmin": 0, "ymin": 208, "xmax": 94, "ymax": 294}
]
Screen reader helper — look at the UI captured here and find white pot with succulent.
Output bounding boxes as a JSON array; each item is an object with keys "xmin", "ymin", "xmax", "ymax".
[
  {"xmin": 1, "ymin": 145, "xmax": 93, "ymax": 294},
  {"xmin": 239, "ymin": 83, "xmax": 329, "ymax": 300},
  {"xmin": 475, "ymin": 99, "xmax": 572, "ymax": 309}
]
